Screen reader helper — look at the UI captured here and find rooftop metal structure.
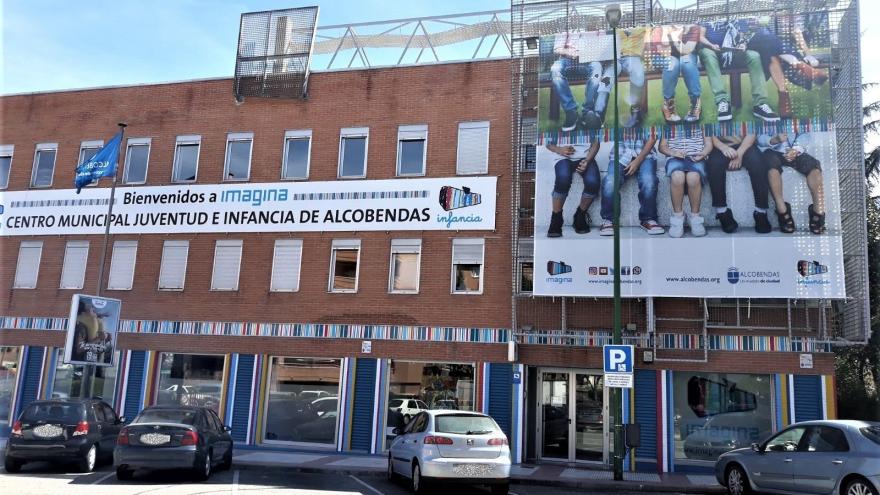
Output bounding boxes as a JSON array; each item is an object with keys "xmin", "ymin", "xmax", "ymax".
[{"xmin": 509, "ymin": 0, "xmax": 869, "ymax": 352}]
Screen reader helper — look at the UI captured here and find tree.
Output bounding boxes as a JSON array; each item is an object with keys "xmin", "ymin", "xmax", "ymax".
[{"xmin": 835, "ymin": 85, "xmax": 880, "ymax": 420}]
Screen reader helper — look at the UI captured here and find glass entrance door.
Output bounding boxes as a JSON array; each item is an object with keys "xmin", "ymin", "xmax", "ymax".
[{"xmin": 538, "ymin": 370, "xmax": 607, "ymax": 463}]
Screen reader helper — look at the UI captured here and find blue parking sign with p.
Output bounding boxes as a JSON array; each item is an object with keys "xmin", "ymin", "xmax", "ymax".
[{"xmin": 603, "ymin": 345, "xmax": 633, "ymax": 374}]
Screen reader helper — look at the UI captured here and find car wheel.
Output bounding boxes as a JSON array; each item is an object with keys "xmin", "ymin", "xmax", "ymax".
[
  {"xmin": 116, "ymin": 466, "xmax": 134, "ymax": 481},
  {"xmin": 4, "ymin": 457, "xmax": 22, "ymax": 473},
  {"xmin": 490, "ymin": 483, "xmax": 509, "ymax": 495},
  {"xmin": 78, "ymin": 444, "xmax": 97, "ymax": 473},
  {"xmin": 845, "ymin": 477, "xmax": 879, "ymax": 495},
  {"xmin": 725, "ymin": 464, "xmax": 751, "ymax": 495},
  {"xmin": 193, "ymin": 451, "xmax": 212, "ymax": 481},
  {"xmin": 412, "ymin": 462, "xmax": 427, "ymax": 494}
]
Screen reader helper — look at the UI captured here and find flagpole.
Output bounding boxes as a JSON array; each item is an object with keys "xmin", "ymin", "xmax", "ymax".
[{"xmin": 80, "ymin": 122, "xmax": 127, "ymax": 399}]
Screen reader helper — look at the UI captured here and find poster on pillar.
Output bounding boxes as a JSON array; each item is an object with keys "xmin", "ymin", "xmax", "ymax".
[
  {"xmin": 63, "ymin": 294, "xmax": 120, "ymax": 367},
  {"xmin": 533, "ymin": 12, "xmax": 845, "ymax": 299}
]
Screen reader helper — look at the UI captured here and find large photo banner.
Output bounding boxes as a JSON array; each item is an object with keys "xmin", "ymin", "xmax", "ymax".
[
  {"xmin": 64, "ymin": 294, "xmax": 120, "ymax": 367},
  {"xmin": 534, "ymin": 11, "xmax": 845, "ymax": 298},
  {"xmin": 0, "ymin": 177, "xmax": 496, "ymax": 235}
]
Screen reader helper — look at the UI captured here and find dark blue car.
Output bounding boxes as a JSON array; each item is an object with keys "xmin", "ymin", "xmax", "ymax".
[{"xmin": 113, "ymin": 405, "xmax": 233, "ymax": 481}]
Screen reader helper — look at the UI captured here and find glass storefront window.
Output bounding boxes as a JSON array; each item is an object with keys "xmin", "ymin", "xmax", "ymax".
[
  {"xmin": 52, "ymin": 351, "xmax": 118, "ymax": 405},
  {"xmin": 264, "ymin": 357, "xmax": 341, "ymax": 444},
  {"xmin": 0, "ymin": 347, "xmax": 21, "ymax": 424},
  {"xmin": 156, "ymin": 353, "xmax": 225, "ymax": 413},
  {"xmin": 385, "ymin": 361, "xmax": 475, "ymax": 446},
  {"xmin": 673, "ymin": 372, "xmax": 772, "ymax": 462}
]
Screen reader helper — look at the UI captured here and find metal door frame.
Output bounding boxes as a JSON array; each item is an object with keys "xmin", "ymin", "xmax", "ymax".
[{"xmin": 535, "ymin": 368, "xmax": 609, "ymax": 464}]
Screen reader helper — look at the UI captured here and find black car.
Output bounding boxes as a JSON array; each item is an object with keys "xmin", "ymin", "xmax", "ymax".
[
  {"xmin": 5, "ymin": 398, "xmax": 124, "ymax": 473},
  {"xmin": 114, "ymin": 405, "xmax": 233, "ymax": 481}
]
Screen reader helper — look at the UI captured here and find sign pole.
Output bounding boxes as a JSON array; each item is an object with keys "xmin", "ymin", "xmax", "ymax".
[
  {"xmin": 79, "ymin": 122, "xmax": 127, "ymax": 399},
  {"xmin": 609, "ymin": 18, "xmax": 624, "ymax": 482}
]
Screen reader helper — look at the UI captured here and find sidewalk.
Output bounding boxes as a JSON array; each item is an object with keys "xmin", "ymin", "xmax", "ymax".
[{"xmin": 232, "ymin": 448, "xmax": 725, "ymax": 493}]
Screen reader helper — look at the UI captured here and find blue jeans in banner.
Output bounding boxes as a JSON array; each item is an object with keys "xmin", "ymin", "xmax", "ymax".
[
  {"xmin": 553, "ymin": 158, "xmax": 600, "ymax": 200},
  {"xmin": 616, "ymin": 55, "xmax": 645, "ymax": 107},
  {"xmin": 665, "ymin": 157, "xmax": 707, "ymax": 183},
  {"xmin": 550, "ymin": 57, "xmax": 603, "ymax": 112},
  {"xmin": 600, "ymin": 155, "xmax": 659, "ymax": 222},
  {"xmin": 662, "ymin": 53, "xmax": 701, "ymax": 100}
]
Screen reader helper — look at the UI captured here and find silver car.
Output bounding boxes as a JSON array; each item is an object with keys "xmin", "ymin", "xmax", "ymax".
[
  {"xmin": 387, "ymin": 410, "xmax": 511, "ymax": 495},
  {"xmin": 715, "ymin": 420, "xmax": 880, "ymax": 495}
]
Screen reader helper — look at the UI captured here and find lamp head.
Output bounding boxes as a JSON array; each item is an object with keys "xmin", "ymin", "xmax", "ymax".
[{"xmin": 605, "ymin": 3, "xmax": 622, "ymax": 29}]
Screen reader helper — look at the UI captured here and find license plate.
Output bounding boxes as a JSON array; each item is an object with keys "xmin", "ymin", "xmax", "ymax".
[
  {"xmin": 32, "ymin": 424, "xmax": 64, "ymax": 438},
  {"xmin": 139, "ymin": 433, "xmax": 171, "ymax": 445},
  {"xmin": 452, "ymin": 463, "xmax": 491, "ymax": 476}
]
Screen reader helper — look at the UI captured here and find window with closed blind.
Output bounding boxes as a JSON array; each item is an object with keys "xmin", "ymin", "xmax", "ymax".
[
  {"xmin": 329, "ymin": 239, "xmax": 360, "ymax": 292},
  {"xmin": 211, "ymin": 240, "xmax": 243, "ymax": 291},
  {"xmin": 451, "ymin": 238, "xmax": 484, "ymax": 294},
  {"xmin": 270, "ymin": 239, "xmax": 303, "ymax": 292},
  {"xmin": 107, "ymin": 240, "xmax": 138, "ymax": 290},
  {"xmin": 13, "ymin": 241, "xmax": 43, "ymax": 289},
  {"xmin": 455, "ymin": 121, "xmax": 490, "ymax": 175},
  {"xmin": 60, "ymin": 241, "xmax": 89, "ymax": 289},
  {"xmin": 389, "ymin": 239, "xmax": 421, "ymax": 293},
  {"xmin": 158, "ymin": 240, "xmax": 189, "ymax": 290}
]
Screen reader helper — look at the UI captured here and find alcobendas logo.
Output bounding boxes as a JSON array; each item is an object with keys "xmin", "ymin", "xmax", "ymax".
[
  {"xmin": 437, "ymin": 186, "xmax": 483, "ymax": 228},
  {"xmin": 727, "ymin": 267, "xmax": 740, "ymax": 284}
]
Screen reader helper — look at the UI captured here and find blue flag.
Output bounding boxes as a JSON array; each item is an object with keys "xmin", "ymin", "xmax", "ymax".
[{"xmin": 75, "ymin": 131, "xmax": 123, "ymax": 193}]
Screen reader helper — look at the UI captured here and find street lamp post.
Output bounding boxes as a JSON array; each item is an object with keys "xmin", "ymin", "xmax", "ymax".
[{"xmin": 605, "ymin": 3, "xmax": 624, "ymax": 482}]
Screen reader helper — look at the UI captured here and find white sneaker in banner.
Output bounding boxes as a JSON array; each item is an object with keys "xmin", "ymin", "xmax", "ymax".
[
  {"xmin": 599, "ymin": 220, "xmax": 614, "ymax": 236},
  {"xmin": 668, "ymin": 214, "xmax": 685, "ymax": 238},
  {"xmin": 640, "ymin": 220, "xmax": 665, "ymax": 235},
  {"xmin": 688, "ymin": 213, "xmax": 707, "ymax": 237}
]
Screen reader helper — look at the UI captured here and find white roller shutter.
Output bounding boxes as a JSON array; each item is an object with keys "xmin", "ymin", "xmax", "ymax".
[
  {"xmin": 270, "ymin": 239, "xmax": 303, "ymax": 292},
  {"xmin": 13, "ymin": 241, "xmax": 43, "ymax": 289},
  {"xmin": 107, "ymin": 240, "xmax": 138, "ymax": 290},
  {"xmin": 158, "ymin": 240, "xmax": 189, "ymax": 290},
  {"xmin": 456, "ymin": 121, "xmax": 490, "ymax": 175},
  {"xmin": 59, "ymin": 241, "xmax": 89, "ymax": 289},
  {"xmin": 452, "ymin": 238, "xmax": 484, "ymax": 265},
  {"xmin": 211, "ymin": 240, "xmax": 243, "ymax": 290}
]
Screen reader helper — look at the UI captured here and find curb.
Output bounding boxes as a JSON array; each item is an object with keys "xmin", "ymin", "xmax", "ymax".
[{"xmin": 231, "ymin": 461, "xmax": 725, "ymax": 493}]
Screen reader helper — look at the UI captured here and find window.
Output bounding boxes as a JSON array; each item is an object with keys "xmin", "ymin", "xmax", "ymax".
[
  {"xmin": 77, "ymin": 140, "xmax": 104, "ymax": 187},
  {"xmin": 107, "ymin": 240, "xmax": 137, "ymax": 290},
  {"xmin": 282, "ymin": 130, "xmax": 311, "ymax": 180},
  {"xmin": 158, "ymin": 240, "xmax": 189, "ymax": 290},
  {"xmin": 224, "ymin": 132, "xmax": 253, "ymax": 181},
  {"xmin": 51, "ymin": 352, "xmax": 117, "ymax": 404},
  {"xmin": 520, "ymin": 262, "xmax": 534, "ymax": 293},
  {"xmin": 397, "ymin": 125, "xmax": 427, "ymax": 176},
  {"xmin": 0, "ymin": 346, "xmax": 22, "ymax": 424},
  {"xmin": 338, "ymin": 127, "xmax": 368, "ymax": 178},
  {"xmin": 389, "ymin": 239, "xmax": 421, "ymax": 293},
  {"xmin": 156, "ymin": 353, "xmax": 225, "ymax": 413},
  {"xmin": 451, "ymin": 238, "xmax": 484, "ymax": 294},
  {"xmin": 766, "ymin": 427, "xmax": 807, "ymax": 452},
  {"xmin": 264, "ymin": 357, "xmax": 341, "ymax": 444},
  {"xmin": 329, "ymin": 239, "xmax": 360, "ymax": 292},
  {"xmin": 123, "ymin": 138, "xmax": 151, "ymax": 184},
  {"xmin": 0, "ymin": 145, "xmax": 14, "ymax": 189},
  {"xmin": 31, "ymin": 143, "xmax": 57, "ymax": 187},
  {"xmin": 456, "ymin": 121, "xmax": 490, "ymax": 175},
  {"xmin": 13, "ymin": 241, "xmax": 43, "ymax": 289},
  {"xmin": 172, "ymin": 135, "xmax": 200, "ymax": 182},
  {"xmin": 60, "ymin": 241, "xmax": 89, "ymax": 289},
  {"xmin": 803, "ymin": 426, "xmax": 849, "ymax": 452},
  {"xmin": 270, "ymin": 239, "xmax": 303, "ymax": 292},
  {"xmin": 211, "ymin": 240, "xmax": 243, "ymax": 290},
  {"xmin": 673, "ymin": 372, "xmax": 773, "ymax": 461}
]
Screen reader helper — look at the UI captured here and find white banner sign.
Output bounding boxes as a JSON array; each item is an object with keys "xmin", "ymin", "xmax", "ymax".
[{"xmin": 0, "ymin": 177, "xmax": 496, "ymax": 235}]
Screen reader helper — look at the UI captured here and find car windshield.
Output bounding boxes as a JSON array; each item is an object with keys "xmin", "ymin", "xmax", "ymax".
[
  {"xmin": 389, "ymin": 399, "xmax": 404, "ymax": 407},
  {"xmin": 22, "ymin": 403, "xmax": 84, "ymax": 423},
  {"xmin": 861, "ymin": 425, "xmax": 880, "ymax": 445},
  {"xmin": 434, "ymin": 414, "xmax": 498, "ymax": 435},
  {"xmin": 133, "ymin": 409, "xmax": 197, "ymax": 425}
]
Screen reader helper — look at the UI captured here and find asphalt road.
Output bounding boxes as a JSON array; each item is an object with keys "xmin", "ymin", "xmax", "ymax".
[{"xmin": 0, "ymin": 461, "xmax": 711, "ymax": 495}]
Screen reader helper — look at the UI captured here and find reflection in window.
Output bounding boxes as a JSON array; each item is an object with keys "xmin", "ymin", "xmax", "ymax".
[
  {"xmin": 31, "ymin": 148, "xmax": 56, "ymax": 187},
  {"xmin": 224, "ymin": 136, "xmax": 252, "ymax": 180},
  {"xmin": 339, "ymin": 136, "xmax": 367, "ymax": 178},
  {"xmin": 674, "ymin": 372, "xmax": 772, "ymax": 462},
  {"xmin": 264, "ymin": 357, "xmax": 340, "ymax": 444},
  {"xmin": 283, "ymin": 137, "xmax": 310, "ymax": 179},
  {"xmin": 51, "ymin": 352, "xmax": 117, "ymax": 405},
  {"xmin": 173, "ymin": 143, "xmax": 199, "ymax": 182},
  {"xmin": 0, "ymin": 347, "xmax": 21, "ymax": 423},
  {"xmin": 156, "ymin": 353, "xmax": 225, "ymax": 413}
]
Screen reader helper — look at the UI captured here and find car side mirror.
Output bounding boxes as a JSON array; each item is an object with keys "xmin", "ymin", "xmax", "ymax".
[
  {"xmin": 751, "ymin": 443, "xmax": 762, "ymax": 453},
  {"xmin": 224, "ymin": 425, "xmax": 232, "ymax": 432},
  {"xmin": 392, "ymin": 427, "xmax": 402, "ymax": 435}
]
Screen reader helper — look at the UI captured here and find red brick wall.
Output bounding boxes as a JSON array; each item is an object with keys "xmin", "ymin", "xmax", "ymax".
[{"xmin": 0, "ymin": 60, "xmax": 513, "ymax": 329}]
